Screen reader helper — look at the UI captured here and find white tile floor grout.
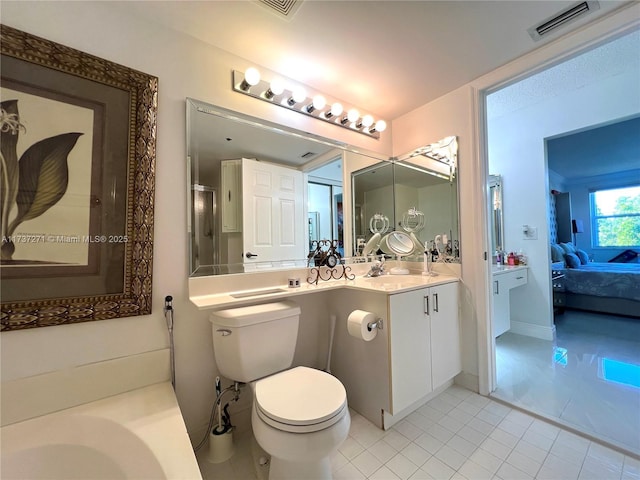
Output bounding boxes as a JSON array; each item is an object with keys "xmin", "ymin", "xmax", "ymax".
[{"xmin": 197, "ymin": 384, "xmax": 640, "ymax": 480}]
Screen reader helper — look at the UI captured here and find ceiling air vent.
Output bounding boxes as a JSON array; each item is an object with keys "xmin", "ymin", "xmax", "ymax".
[
  {"xmin": 528, "ymin": 1, "xmax": 600, "ymax": 41},
  {"xmin": 301, "ymin": 151, "xmax": 317, "ymax": 159},
  {"xmin": 256, "ymin": 0, "xmax": 303, "ymax": 19}
]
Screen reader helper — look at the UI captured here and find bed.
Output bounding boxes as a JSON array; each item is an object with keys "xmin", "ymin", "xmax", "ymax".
[{"xmin": 552, "ymin": 260, "xmax": 640, "ymax": 318}]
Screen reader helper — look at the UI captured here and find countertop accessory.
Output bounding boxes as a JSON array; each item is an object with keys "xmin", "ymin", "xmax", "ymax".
[{"xmin": 307, "ymin": 264, "xmax": 355, "ymax": 285}]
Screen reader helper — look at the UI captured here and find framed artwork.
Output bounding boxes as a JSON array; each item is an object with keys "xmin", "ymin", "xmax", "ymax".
[{"xmin": 0, "ymin": 24, "xmax": 158, "ymax": 330}]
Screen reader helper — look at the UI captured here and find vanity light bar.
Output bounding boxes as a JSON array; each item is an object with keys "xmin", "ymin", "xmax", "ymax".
[{"xmin": 232, "ymin": 69, "xmax": 386, "ymax": 139}]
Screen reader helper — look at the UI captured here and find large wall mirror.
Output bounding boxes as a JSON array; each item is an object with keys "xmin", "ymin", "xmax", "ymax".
[
  {"xmin": 352, "ymin": 137, "xmax": 460, "ymax": 263},
  {"xmin": 187, "ymin": 98, "xmax": 384, "ymax": 277}
]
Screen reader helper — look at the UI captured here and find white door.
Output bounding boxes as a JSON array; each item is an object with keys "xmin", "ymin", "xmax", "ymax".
[{"xmin": 242, "ymin": 158, "xmax": 306, "ymax": 266}]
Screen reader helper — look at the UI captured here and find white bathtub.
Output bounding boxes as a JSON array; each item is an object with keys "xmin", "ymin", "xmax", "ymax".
[{"xmin": 1, "ymin": 382, "xmax": 202, "ymax": 479}]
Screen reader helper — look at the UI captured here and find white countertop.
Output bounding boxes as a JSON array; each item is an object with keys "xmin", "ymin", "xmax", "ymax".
[
  {"xmin": 190, "ymin": 272, "xmax": 459, "ymax": 310},
  {"xmin": 492, "ymin": 264, "xmax": 528, "ymax": 275}
]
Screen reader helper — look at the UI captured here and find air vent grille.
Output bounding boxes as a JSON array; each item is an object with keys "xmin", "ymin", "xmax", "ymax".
[
  {"xmin": 257, "ymin": 0, "xmax": 302, "ymax": 19},
  {"xmin": 528, "ymin": 1, "xmax": 600, "ymax": 41},
  {"xmin": 301, "ymin": 151, "xmax": 317, "ymax": 159}
]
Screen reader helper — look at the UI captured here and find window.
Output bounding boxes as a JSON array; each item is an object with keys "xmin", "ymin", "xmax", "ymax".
[{"xmin": 590, "ymin": 185, "xmax": 640, "ymax": 248}]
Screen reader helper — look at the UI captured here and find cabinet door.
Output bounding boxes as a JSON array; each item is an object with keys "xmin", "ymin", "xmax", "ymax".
[
  {"xmin": 221, "ymin": 159, "xmax": 241, "ymax": 233},
  {"xmin": 389, "ymin": 288, "xmax": 432, "ymax": 413},
  {"xmin": 492, "ymin": 276, "xmax": 510, "ymax": 337},
  {"xmin": 430, "ymin": 282, "xmax": 461, "ymax": 389}
]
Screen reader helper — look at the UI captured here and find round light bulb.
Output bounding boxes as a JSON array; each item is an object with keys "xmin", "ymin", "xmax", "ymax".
[
  {"xmin": 347, "ymin": 109, "xmax": 359, "ymax": 123},
  {"xmin": 292, "ymin": 86, "xmax": 307, "ymax": 104},
  {"xmin": 374, "ymin": 120, "xmax": 387, "ymax": 132},
  {"xmin": 292, "ymin": 87, "xmax": 307, "ymax": 103},
  {"xmin": 244, "ymin": 67, "xmax": 261, "ymax": 86},
  {"xmin": 312, "ymin": 95, "xmax": 326, "ymax": 110},
  {"xmin": 362, "ymin": 114, "xmax": 374, "ymax": 128},
  {"xmin": 330, "ymin": 103, "xmax": 344, "ymax": 117},
  {"xmin": 269, "ymin": 79, "xmax": 285, "ymax": 95}
]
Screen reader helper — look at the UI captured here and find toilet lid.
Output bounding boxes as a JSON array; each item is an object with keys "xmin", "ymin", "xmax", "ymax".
[{"xmin": 255, "ymin": 366, "xmax": 347, "ymax": 433}]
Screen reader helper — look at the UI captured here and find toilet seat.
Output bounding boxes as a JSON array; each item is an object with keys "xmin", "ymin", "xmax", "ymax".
[{"xmin": 255, "ymin": 366, "xmax": 347, "ymax": 433}]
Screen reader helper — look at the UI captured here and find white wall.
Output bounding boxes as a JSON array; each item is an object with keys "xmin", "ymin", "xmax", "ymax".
[
  {"xmin": 0, "ymin": 0, "xmax": 390, "ymax": 441},
  {"xmin": 392, "ymin": 86, "xmax": 481, "ymax": 388},
  {"xmin": 486, "ymin": 68, "xmax": 640, "ymax": 335}
]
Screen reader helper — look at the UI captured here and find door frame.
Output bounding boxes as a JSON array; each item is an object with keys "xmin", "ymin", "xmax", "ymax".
[{"xmin": 471, "ymin": 6, "xmax": 640, "ymax": 395}]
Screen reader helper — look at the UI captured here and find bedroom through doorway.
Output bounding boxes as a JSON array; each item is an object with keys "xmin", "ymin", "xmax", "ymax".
[{"xmin": 485, "ymin": 30, "xmax": 640, "ymax": 457}]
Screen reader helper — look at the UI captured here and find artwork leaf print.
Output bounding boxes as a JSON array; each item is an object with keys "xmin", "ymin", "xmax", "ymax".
[{"xmin": 0, "ymin": 99, "xmax": 82, "ymax": 261}]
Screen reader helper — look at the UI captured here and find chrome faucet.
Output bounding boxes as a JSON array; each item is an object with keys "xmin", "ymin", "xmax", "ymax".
[{"xmin": 365, "ymin": 257, "xmax": 385, "ymax": 277}]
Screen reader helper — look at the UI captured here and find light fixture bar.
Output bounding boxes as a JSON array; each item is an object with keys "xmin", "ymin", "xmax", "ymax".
[{"xmin": 232, "ymin": 69, "xmax": 385, "ymax": 139}]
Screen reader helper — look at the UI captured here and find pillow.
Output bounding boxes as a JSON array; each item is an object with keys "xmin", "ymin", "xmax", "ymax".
[
  {"xmin": 550, "ymin": 244, "xmax": 565, "ymax": 263},
  {"xmin": 559, "ymin": 242, "xmax": 577, "ymax": 254},
  {"xmin": 575, "ymin": 249, "xmax": 589, "ymax": 265},
  {"xmin": 564, "ymin": 253, "xmax": 581, "ymax": 268}
]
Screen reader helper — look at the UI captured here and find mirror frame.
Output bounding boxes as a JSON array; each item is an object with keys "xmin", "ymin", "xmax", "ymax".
[
  {"xmin": 489, "ymin": 174, "xmax": 504, "ymax": 253},
  {"xmin": 0, "ymin": 25, "xmax": 158, "ymax": 331}
]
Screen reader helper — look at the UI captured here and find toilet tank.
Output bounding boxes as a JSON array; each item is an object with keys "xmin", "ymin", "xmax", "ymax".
[{"xmin": 210, "ymin": 301, "xmax": 301, "ymax": 383}]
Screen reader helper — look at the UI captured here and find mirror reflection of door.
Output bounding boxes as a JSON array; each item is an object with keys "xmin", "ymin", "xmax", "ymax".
[{"xmin": 242, "ymin": 158, "xmax": 305, "ymax": 267}]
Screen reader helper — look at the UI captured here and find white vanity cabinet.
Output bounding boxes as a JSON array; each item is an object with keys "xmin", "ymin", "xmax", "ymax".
[
  {"xmin": 388, "ymin": 280, "xmax": 460, "ymax": 416},
  {"xmin": 492, "ymin": 266, "xmax": 528, "ymax": 337}
]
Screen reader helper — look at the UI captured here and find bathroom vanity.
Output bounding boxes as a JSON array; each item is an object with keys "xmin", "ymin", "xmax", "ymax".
[
  {"xmin": 191, "ymin": 270, "xmax": 460, "ymax": 430},
  {"xmin": 388, "ymin": 282, "xmax": 460, "ymax": 414},
  {"xmin": 491, "ymin": 265, "xmax": 528, "ymax": 337}
]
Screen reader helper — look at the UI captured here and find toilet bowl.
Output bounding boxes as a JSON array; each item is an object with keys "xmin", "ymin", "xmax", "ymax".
[
  {"xmin": 209, "ymin": 301, "xmax": 351, "ymax": 480},
  {"xmin": 251, "ymin": 366, "xmax": 350, "ymax": 479}
]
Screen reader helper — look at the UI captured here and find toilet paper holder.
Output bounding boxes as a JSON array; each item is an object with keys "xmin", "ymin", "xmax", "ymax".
[{"xmin": 367, "ymin": 318, "xmax": 383, "ymax": 332}]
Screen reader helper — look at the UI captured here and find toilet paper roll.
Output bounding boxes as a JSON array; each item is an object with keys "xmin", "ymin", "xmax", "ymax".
[{"xmin": 347, "ymin": 310, "xmax": 378, "ymax": 341}]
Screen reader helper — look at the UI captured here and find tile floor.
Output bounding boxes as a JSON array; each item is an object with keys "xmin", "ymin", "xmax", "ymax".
[
  {"xmin": 494, "ymin": 310, "xmax": 640, "ymax": 455},
  {"xmin": 197, "ymin": 384, "xmax": 640, "ymax": 480}
]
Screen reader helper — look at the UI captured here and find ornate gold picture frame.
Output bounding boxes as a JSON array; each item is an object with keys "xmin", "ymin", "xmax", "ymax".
[{"xmin": 1, "ymin": 25, "xmax": 158, "ymax": 330}]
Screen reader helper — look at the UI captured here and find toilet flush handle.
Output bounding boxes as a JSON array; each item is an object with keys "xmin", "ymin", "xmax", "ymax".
[{"xmin": 216, "ymin": 329, "xmax": 232, "ymax": 336}]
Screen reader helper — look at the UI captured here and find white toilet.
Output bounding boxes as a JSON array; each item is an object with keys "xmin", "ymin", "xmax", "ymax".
[{"xmin": 210, "ymin": 301, "xmax": 350, "ymax": 480}]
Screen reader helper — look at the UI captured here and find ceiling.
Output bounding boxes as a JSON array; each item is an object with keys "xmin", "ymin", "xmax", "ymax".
[
  {"xmin": 116, "ymin": 0, "xmax": 631, "ymax": 121},
  {"xmin": 547, "ymin": 115, "xmax": 640, "ymax": 180},
  {"xmin": 487, "ymin": 29, "xmax": 640, "ymax": 180}
]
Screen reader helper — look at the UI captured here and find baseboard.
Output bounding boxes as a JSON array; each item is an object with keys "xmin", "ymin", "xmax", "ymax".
[
  {"xmin": 509, "ymin": 321, "xmax": 556, "ymax": 340},
  {"xmin": 454, "ymin": 371, "xmax": 479, "ymax": 392}
]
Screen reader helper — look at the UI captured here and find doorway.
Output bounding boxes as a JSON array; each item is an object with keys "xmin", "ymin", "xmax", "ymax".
[{"xmin": 484, "ymin": 30, "xmax": 640, "ymax": 455}]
